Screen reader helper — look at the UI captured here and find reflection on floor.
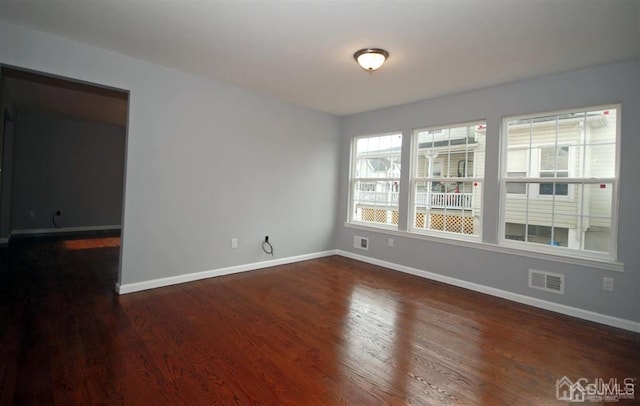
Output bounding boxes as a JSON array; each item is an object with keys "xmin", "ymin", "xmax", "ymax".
[
  {"xmin": 62, "ymin": 236, "xmax": 120, "ymax": 250},
  {"xmin": 1, "ymin": 235, "xmax": 638, "ymax": 404}
]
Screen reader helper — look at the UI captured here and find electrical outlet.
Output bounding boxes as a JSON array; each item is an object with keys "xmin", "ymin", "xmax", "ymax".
[
  {"xmin": 55, "ymin": 210, "xmax": 61, "ymax": 216},
  {"xmin": 231, "ymin": 238, "xmax": 238, "ymax": 249},
  {"xmin": 354, "ymin": 235, "xmax": 369, "ymax": 250},
  {"xmin": 29, "ymin": 210, "xmax": 35, "ymax": 218},
  {"xmin": 388, "ymin": 238, "xmax": 394, "ymax": 247},
  {"xmin": 603, "ymin": 277, "xmax": 614, "ymax": 291}
]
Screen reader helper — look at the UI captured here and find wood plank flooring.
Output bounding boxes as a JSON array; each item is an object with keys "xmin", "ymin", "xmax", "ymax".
[{"xmin": 1, "ymin": 235, "xmax": 638, "ymax": 405}]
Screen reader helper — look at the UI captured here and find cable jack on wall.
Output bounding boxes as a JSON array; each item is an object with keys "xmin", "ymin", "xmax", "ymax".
[
  {"xmin": 52, "ymin": 210, "xmax": 61, "ymax": 228},
  {"xmin": 262, "ymin": 235, "xmax": 273, "ymax": 256}
]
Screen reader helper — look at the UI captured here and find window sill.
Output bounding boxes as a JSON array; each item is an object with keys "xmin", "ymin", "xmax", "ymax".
[
  {"xmin": 344, "ymin": 222, "xmax": 624, "ymax": 272},
  {"xmin": 347, "ymin": 221, "xmax": 399, "ymax": 232}
]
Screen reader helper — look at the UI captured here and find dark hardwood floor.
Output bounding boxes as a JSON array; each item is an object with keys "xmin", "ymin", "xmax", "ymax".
[{"xmin": 1, "ymin": 236, "xmax": 638, "ymax": 405}]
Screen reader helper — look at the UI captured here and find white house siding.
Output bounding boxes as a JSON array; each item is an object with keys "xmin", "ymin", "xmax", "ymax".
[
  {"xmin": 504, "ymin": 111, "xmax": 616, "ymax": 250},
  {"xmin": 506, "ymin": 121, "xmax": 581, "ymax": 231},
  {"xmin": 504, "ymin": 199, "xmax": 579, "ymax": 231},
  {"xmin": 585, "ymin": 112, "xmax": 616, "ymax": 229}
]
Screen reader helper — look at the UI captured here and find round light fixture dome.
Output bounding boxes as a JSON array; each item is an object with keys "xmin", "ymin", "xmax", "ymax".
[{"xmin": 354, "ymin": 48, "xmax": 389, "ymax": 71}]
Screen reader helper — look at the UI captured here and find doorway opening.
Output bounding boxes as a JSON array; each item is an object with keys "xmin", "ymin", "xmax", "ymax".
[{"xmin": 0, "ymin": 66, "xmax": 129, "ymax": 289}]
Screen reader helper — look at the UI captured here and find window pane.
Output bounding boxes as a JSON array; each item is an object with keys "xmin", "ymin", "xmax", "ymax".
[
  {"xmin": 540, "ymin": 147, "xmax": 556, "ymax": 171},
  {"xmin": 540, "ymin": 146, "xmax": 569, "ymax": 171},
  {"xmin": 351, "ymin": 134, "xmax": 402, "ymax": 227},
  {"xmin": 505, "ymin": 183, "xmax": 575, "ymax": 243},
  {"xmin": 355, "ymin": 134, "xmax": 402, "ymax": 179},
  {"xmin": 506, "ymin": 171, "xmax": 527, "ymax": 194},
  {"xmin": 503, "ymin": 107, "xmax": 618, "ymax": 257},
  {"xmin": 414, "ymin": 180, "xmax": 481, "ymax": 236},
  {"xmin": 587, "ymin": 109, "xmax": 616, "ymax": 143},
  {"xmin": 353, "ymin": 180, "xmax": 399, "ymax": 205},
  {"xmin": 413, "ymin": 123, "xmax": 484, "ymax": 238},
  {"xmin": 505, "ymin": 221, "xmax": 571, "ymax": 247},
  {"xmin": 414, "ymin": 180, "xmax": 428, "ymax": 207},
  {"xmin": 506, "ymin": 182, "xmax": 526, "ymax": 195},
  {"xmin": 539, "ymin": 173, "xmax": 568, "ymax": 196},
  {"xmin": 582, "ymin": 183, "xmax": 613, "ymax": 226},
  {"xmin": 527, "ymin": 225, "xmax": 569, "ymax": 247},
  {"xmin": 507, "ymin": 149, "xmax": 528, "ymax": 171},
  {"xmin": 538, "ymin": 183, "xmax": 568, "ymax": 196},
  {"xmin": 585, "ymin": 144, "xmax": 616, "ymax": 178},
  {"xmin": 416, "ymin": 124, "xmax": 485, "ymax": 178},
  {"xmin": 531, "ymin": 116, "xmax": 558, "ymax": 151},
  {"xmin": 353, "ymin": 180, "xmax": 399, "ymax": 225},
  {"xmin": 505, "ymin": 222, "xmax": 525, "ymax": 241}
]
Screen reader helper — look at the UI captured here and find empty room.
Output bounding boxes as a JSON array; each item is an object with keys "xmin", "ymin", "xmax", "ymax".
[{"xmin": 1, "ymin": 1, "xmax": 639, "ymax": 404}]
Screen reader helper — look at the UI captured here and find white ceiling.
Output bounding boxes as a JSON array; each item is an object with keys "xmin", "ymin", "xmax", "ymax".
[{"xmin": 1, "ymin": 0, "xmax": 639, "ymax": 116}]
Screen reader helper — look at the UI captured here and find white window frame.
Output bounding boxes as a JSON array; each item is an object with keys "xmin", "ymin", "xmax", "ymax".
[
  {"xmin": 348, "ymin": 132, "xmax": 402, "ymax": 229},
  {"xmin": 409, "ymin": 121, "xmax": 485, "ymax": 241},
  {"xmin": 499, "ymin": 105, "xmax": 620, "ymax": 261}
]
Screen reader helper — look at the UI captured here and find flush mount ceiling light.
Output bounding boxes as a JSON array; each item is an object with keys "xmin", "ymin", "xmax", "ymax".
[{"xmin": 354, "ymin": 48, "xmax": 389, "ymax": 71}]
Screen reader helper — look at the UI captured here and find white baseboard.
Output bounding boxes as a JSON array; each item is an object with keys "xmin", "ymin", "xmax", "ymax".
[
  {"xmin": 0, "ymin": 237, "xmax": 8, "ymax": 245},
  {"xmin": 336, "ymin": 250, "xmax": 640, "ymax": 333},
  {"xmin": 116, "ymin": 250, "xmax": 338, "ymax": 294},
  {"xmin": 114, "ymin": 246, "xmax": 639, "ymax": 333},
  {"xmin": 11, "ymin": 225, "xmax": 121, "ymax": 237}
]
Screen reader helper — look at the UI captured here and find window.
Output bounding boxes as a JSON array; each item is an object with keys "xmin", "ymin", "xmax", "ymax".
[
  {"xmin": 502, "ymin": 107, "xmax": 619, "ymax": 258},
  {"xmin": 411, "ymin": 122, "xmax": 485, "ymax": 237},
  {"xmin": 350, "ymin": 133, "xmax": 402, "ymax": 227}
]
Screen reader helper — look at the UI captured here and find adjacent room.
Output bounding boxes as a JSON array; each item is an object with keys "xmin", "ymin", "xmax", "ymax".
[{"xmin": 1, "ymin": 1, "xmax": 639, "ymax": 404}]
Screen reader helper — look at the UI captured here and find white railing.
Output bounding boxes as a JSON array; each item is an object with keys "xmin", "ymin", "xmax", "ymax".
[
  {"xmin": 354, "ymin": 191, "xmax": 400, "ymax": 205},
  {"xmin": 424, "ymin": 192, "xmax": 473, "ymax": 209},
  {"xmin": 355, "ymin": 191, "xmax": 472, "ymax": 209}
]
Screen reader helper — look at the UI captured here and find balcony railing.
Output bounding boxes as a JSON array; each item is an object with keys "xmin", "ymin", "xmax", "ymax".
[
  {"xmin": 355, "ymin": 191, "xmax": 473, "ymax": 209},
  {"xmin": 354, "ymin": 191, "xmax": 400, "ymax": 205},
  {"xmin": 423, "ymin": 192, "xmax": 472, "ymax": 209}
]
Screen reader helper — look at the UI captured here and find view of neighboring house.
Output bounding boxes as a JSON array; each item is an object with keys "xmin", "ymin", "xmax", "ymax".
[
  {"xmin": 351, "ymin": 108, "xmax": 616, "ymax": 254},
  {"xmin": 504, "ymin": 108, "xmax": 616, "ymax": 252},
  {"xmin": 413, "ymin": 124, "xmax": 485, "ymax": 236},
  {"xmin": 352, "ymin": 134, "xmax": 403, "ymax": 225},
  {"xmin": 351, "ymin": 125, "xmax": 485, "ymax": 237}
]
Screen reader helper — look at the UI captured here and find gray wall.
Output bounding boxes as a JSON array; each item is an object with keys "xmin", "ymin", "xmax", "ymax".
[
  {"xmin": 11, "ymin": 113, "xmax": 125, "ymax": 230},
  {"xmin": 338, "ymin": 58, "xmax": 640, "ymax": 323},
  {"xmin": 0, "ymin": 21, "xmax": 341, "ymax": 286}
]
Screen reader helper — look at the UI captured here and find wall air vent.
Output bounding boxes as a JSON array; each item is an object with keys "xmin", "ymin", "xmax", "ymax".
[{"xmin": 529, "ymin": 269, "xmax": 564, "ymax": 294}]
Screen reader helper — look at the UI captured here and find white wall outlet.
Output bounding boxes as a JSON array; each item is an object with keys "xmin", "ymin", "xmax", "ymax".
[
  {"xmin": 387, "ymin": 238, "xmax": 394, "ymax": 247},
  {"xmin": 231, "ymin": 238, "xmax": 238, "ymax": 249},
  {"xmin": 354, "ymin": 235, "xmax": 369, "ymax": 250},
  {"xmin": 603, "ymin": 277, "xmax": 614, "ymax": 291},
  {"xmin": 29, "ymin": 210, "xmax": 35, "ymax": 218}
]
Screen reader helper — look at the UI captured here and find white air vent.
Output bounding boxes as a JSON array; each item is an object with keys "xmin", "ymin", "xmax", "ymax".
[
  {"xmin": 354, "ymin": 235, "xmax": 369, "ymax": 250},
  {"xmin": 529, "ymin": 269, "xmax": 564, "ymax": 294}
]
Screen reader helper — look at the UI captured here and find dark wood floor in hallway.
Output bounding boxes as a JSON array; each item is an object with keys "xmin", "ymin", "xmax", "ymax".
[{"xmin": 1, "ymin": 236, "xmax": 638, "ymax": 405}]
